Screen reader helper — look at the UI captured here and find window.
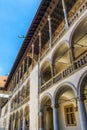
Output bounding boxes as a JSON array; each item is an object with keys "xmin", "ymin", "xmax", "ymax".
[{"xmin": 64, "ymin": 104, "xmax": 76, "ymax": 126}]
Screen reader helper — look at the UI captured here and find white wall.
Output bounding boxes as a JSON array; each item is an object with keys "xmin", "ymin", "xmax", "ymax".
[{"xmin": 30, "ymin": 65, "xmax": 39, "ymax": 130}]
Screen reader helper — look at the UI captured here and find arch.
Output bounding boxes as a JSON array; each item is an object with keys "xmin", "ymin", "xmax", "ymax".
[
  {"xmin": 52, "ymin": 40, "xmax": 70, "ymax": 62},
  {"xmin": 26, "ymin": 80, "xmax": 30, "ymax": 97},
  {"xmin": 70, "ymin": 15, "xmax": 87, "ymax": 59},
  {"xmin": 24, "ymin": 105, "xmax": 30, "ymax": 130},
  {"xmin": 13, "ymin": 112, "xmax": 15, "ymax": 120},
  {"xmin": 22, "ymin": 86, "xmax": 26, "ymax": 100},
  {"xmin": 20, "ymin": 109, "xmax": 23, "ymax": 119},
  {"xmin": 40, "ymin": 60, "xmax": 52, "ymax": 84},
  {"xmin": 15, "ymin": 111, "xmax": 19, "ymax": 130},
  {"xmin": 40, "ymin": 93, "xmax": 54, "ymax": 130},
  {"xmin": 8, "ymin": 115, "xmax": 12, "ymax": 130},
  {"xmin": 53, "ymin": 82, "xmax": 77, "ymax": 105},
  {"xmin": 18, "ymin": 91, "xmax": 21, "ymax": 104},
  {"xmin": 52, "ymin": 41, "xmax": 71, "ymax": 75},
  {"xmin": 41, "ymin": 59, "xmax": 52, "ymax": 72},
  {"xmin": 70, "ymin": 15, "xmax": 87, "ymax": 44},
  {"xmin": 20, "ymin": 109, "xmax": 23, "ymax": 130},
  {"xmin": 40, "ymin": 92, "xmax": 53, "ymax": 105},
  {"xmin": 24, "ymin": 105, "xmax": 29, "ymax": 115},
  {"xmin": 78, "ymin": 70, "xmax": 87, "ymax": 96},
  {"xmin": 16, "ymin": 111, "xmax": 19, "ymax": 119},
  {"xmin": 26, "ymin": 80, "xmax": 30, "ymax": 87}
]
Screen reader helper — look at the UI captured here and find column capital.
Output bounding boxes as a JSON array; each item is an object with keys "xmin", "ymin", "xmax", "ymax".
[
  {"xmin": 22, "ymin": 60, "xmax": 24, "ymax": 64},
  {"xmin": 38, "ymin": 31, "xmax": 41, "ymax": 36},
  {"xmin": 52, "ymin": 103, "xmax": 59, "ymax": 109},
  {"xmin": 48, "ymin": 15, "xmax": 51, "ymax": 21},
  {"xmin": 32, "ymin": 43, "xmax": 34, "ymax": 48},
  {"xmin": 19, "ymin": 67, "xmax": 21, "ymax": 71},
  {"xmin": 77, "ymin": 95, "xmax": 86, "ymax": 101}
]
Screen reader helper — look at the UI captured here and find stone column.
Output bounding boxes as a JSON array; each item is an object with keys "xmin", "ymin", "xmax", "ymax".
[
  {"xmin": 78, "ymin": 96, "xmax": 87, "ymax": 130},
  {"xmin": 70, "ymin": 46, "xmax": 75, "ymax": 62},
  {"xmin": 23, "ymin": 116, "xmax": 25, "ymax": 130},
  {"xmin": 70, "ymin": 46, "xmax": 76, "ymax": 69},
  {"xmin": 18, "ymin": 118, "xmax": 20, "ymax": 130},
  {"xmin": 62, "ymin": 0, "xmax": 69, "ymax": 29},
  {"xmin": 51, "ymin": 61, "xmax": 54, "ymax": 84},
  {"xmin": 39, "ymin": 108, "xmax": 44, "ymax": 130},
  {"xmin": 32, "ymin": 44, "xmax": 34, "ymax": 68},
  {"xmin": 38, "ymin": 32, "xmax": 41, "ymax": 60},
  {"xmin": 13, "ymin": 119, "xmax": 15, "ymax": 130},
  {"xmin": 48, "ymin": 15, "xmax": 52, "ymax": 49},
  {"xmin": 53, "ymin": 104, "xmax": 59, "ymax": 130}
]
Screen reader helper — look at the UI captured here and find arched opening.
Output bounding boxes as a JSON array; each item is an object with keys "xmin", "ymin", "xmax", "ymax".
[
  {"xmin": 8, "ymin": 115, "xmax": 12, "ymax": 130},
  {"xmin": 52, "ymin": 43, "xmax": 71, "ymax": 76},
  {"xmin": 79, "ymin": 73, "xmax": 87, "ymax": 113},
  {"xmin": 54, "ymin": 84, "xmax": 78, "ymax": 130},
  {"xmin": 26, "ymin": 80, "xmax": 30, "ymax": 98},
  {"xmin": 18, "ymin": 91, "xmax": 21, "ymax": 104},
  {"xmin": 21, "ymin": 88, "xmax": 23, "ymax": 102},
  {"xmin": 20, "ymin": 109, "xmax": 23, "ymax": 130},
  {"xmin": 24, "ymin": 106, "xmax": 30, "ymax": 130},
  {"xmin": 40, "ymin": 95, "xmax": 53, "ymax": 130},
  {"xmin": 11, "ymin": 99, "xmax": 13, "ymax": 110},
  {"xmin": 41, "ymin": 60, "xmax": 52, "ymax": 85},
  {"xmin": 71, "ymin": 17, "xmax": 87, "ymax": 59},
  {"xmin": 15, "ymin": 112, "xmax": 18, "ymax": 130},
  {"xmin": 12, "ymin": 113, "xmax": 16, "ymax": 130},
  {"xmin": 22, "ymin": 86, "xmax": 26, "ymax": 101}
]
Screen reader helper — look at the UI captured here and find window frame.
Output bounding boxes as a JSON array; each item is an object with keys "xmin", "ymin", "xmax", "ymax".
[{"xmin": 64, "ymin": 104, "xmax": 76, "ymax": 126}]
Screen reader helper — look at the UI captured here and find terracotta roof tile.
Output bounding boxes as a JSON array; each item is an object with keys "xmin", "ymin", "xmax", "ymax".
[{"xmin": 0, "ymin": 76, "xmax": 7, "ymax": 88}]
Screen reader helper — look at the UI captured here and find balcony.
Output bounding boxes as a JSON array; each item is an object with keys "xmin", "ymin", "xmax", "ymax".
[{"xmin": 40, "ymin": 52, "xmax": 87, "ymax": 92}]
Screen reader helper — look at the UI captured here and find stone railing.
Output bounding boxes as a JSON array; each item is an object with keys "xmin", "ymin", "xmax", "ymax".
[
  {"xmin": 22, "ymin": 96, "xmax": 29, "ymax": 105},
  {"xmin": 13, "ymin": 65, "xmax": 31, "ymax": 94},
  {"xmin": 69, "ymin": 0, "xmax": 87, "ymax": 25},
  {"xmin": 0, "ymin": 91, "xmax": 9, "ymax": 95},
  {"xmin": 11, "ymin": 96, "xmax": 29, "ymax": 112},
  {"xmin": 40, "ymin": 52, "xmax": 87, "ymax": 92},
  {"xmin": 41, "ymin": 78, "xmax": 53, "ymax": 92}
]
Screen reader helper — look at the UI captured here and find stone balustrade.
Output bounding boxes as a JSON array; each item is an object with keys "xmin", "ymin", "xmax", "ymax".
[
  {"xmin": 11, "ymin": 96, "xmax": 29, "ymax": 112},
  {"xmin": 69, "ymin": 0, "xmax": 87, "ymax": 25}
]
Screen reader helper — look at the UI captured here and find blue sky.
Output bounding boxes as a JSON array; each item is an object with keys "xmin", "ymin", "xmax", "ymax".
[{"xmin": 0, "ymin": 0, "xmax": 40, "ymax": 75}]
